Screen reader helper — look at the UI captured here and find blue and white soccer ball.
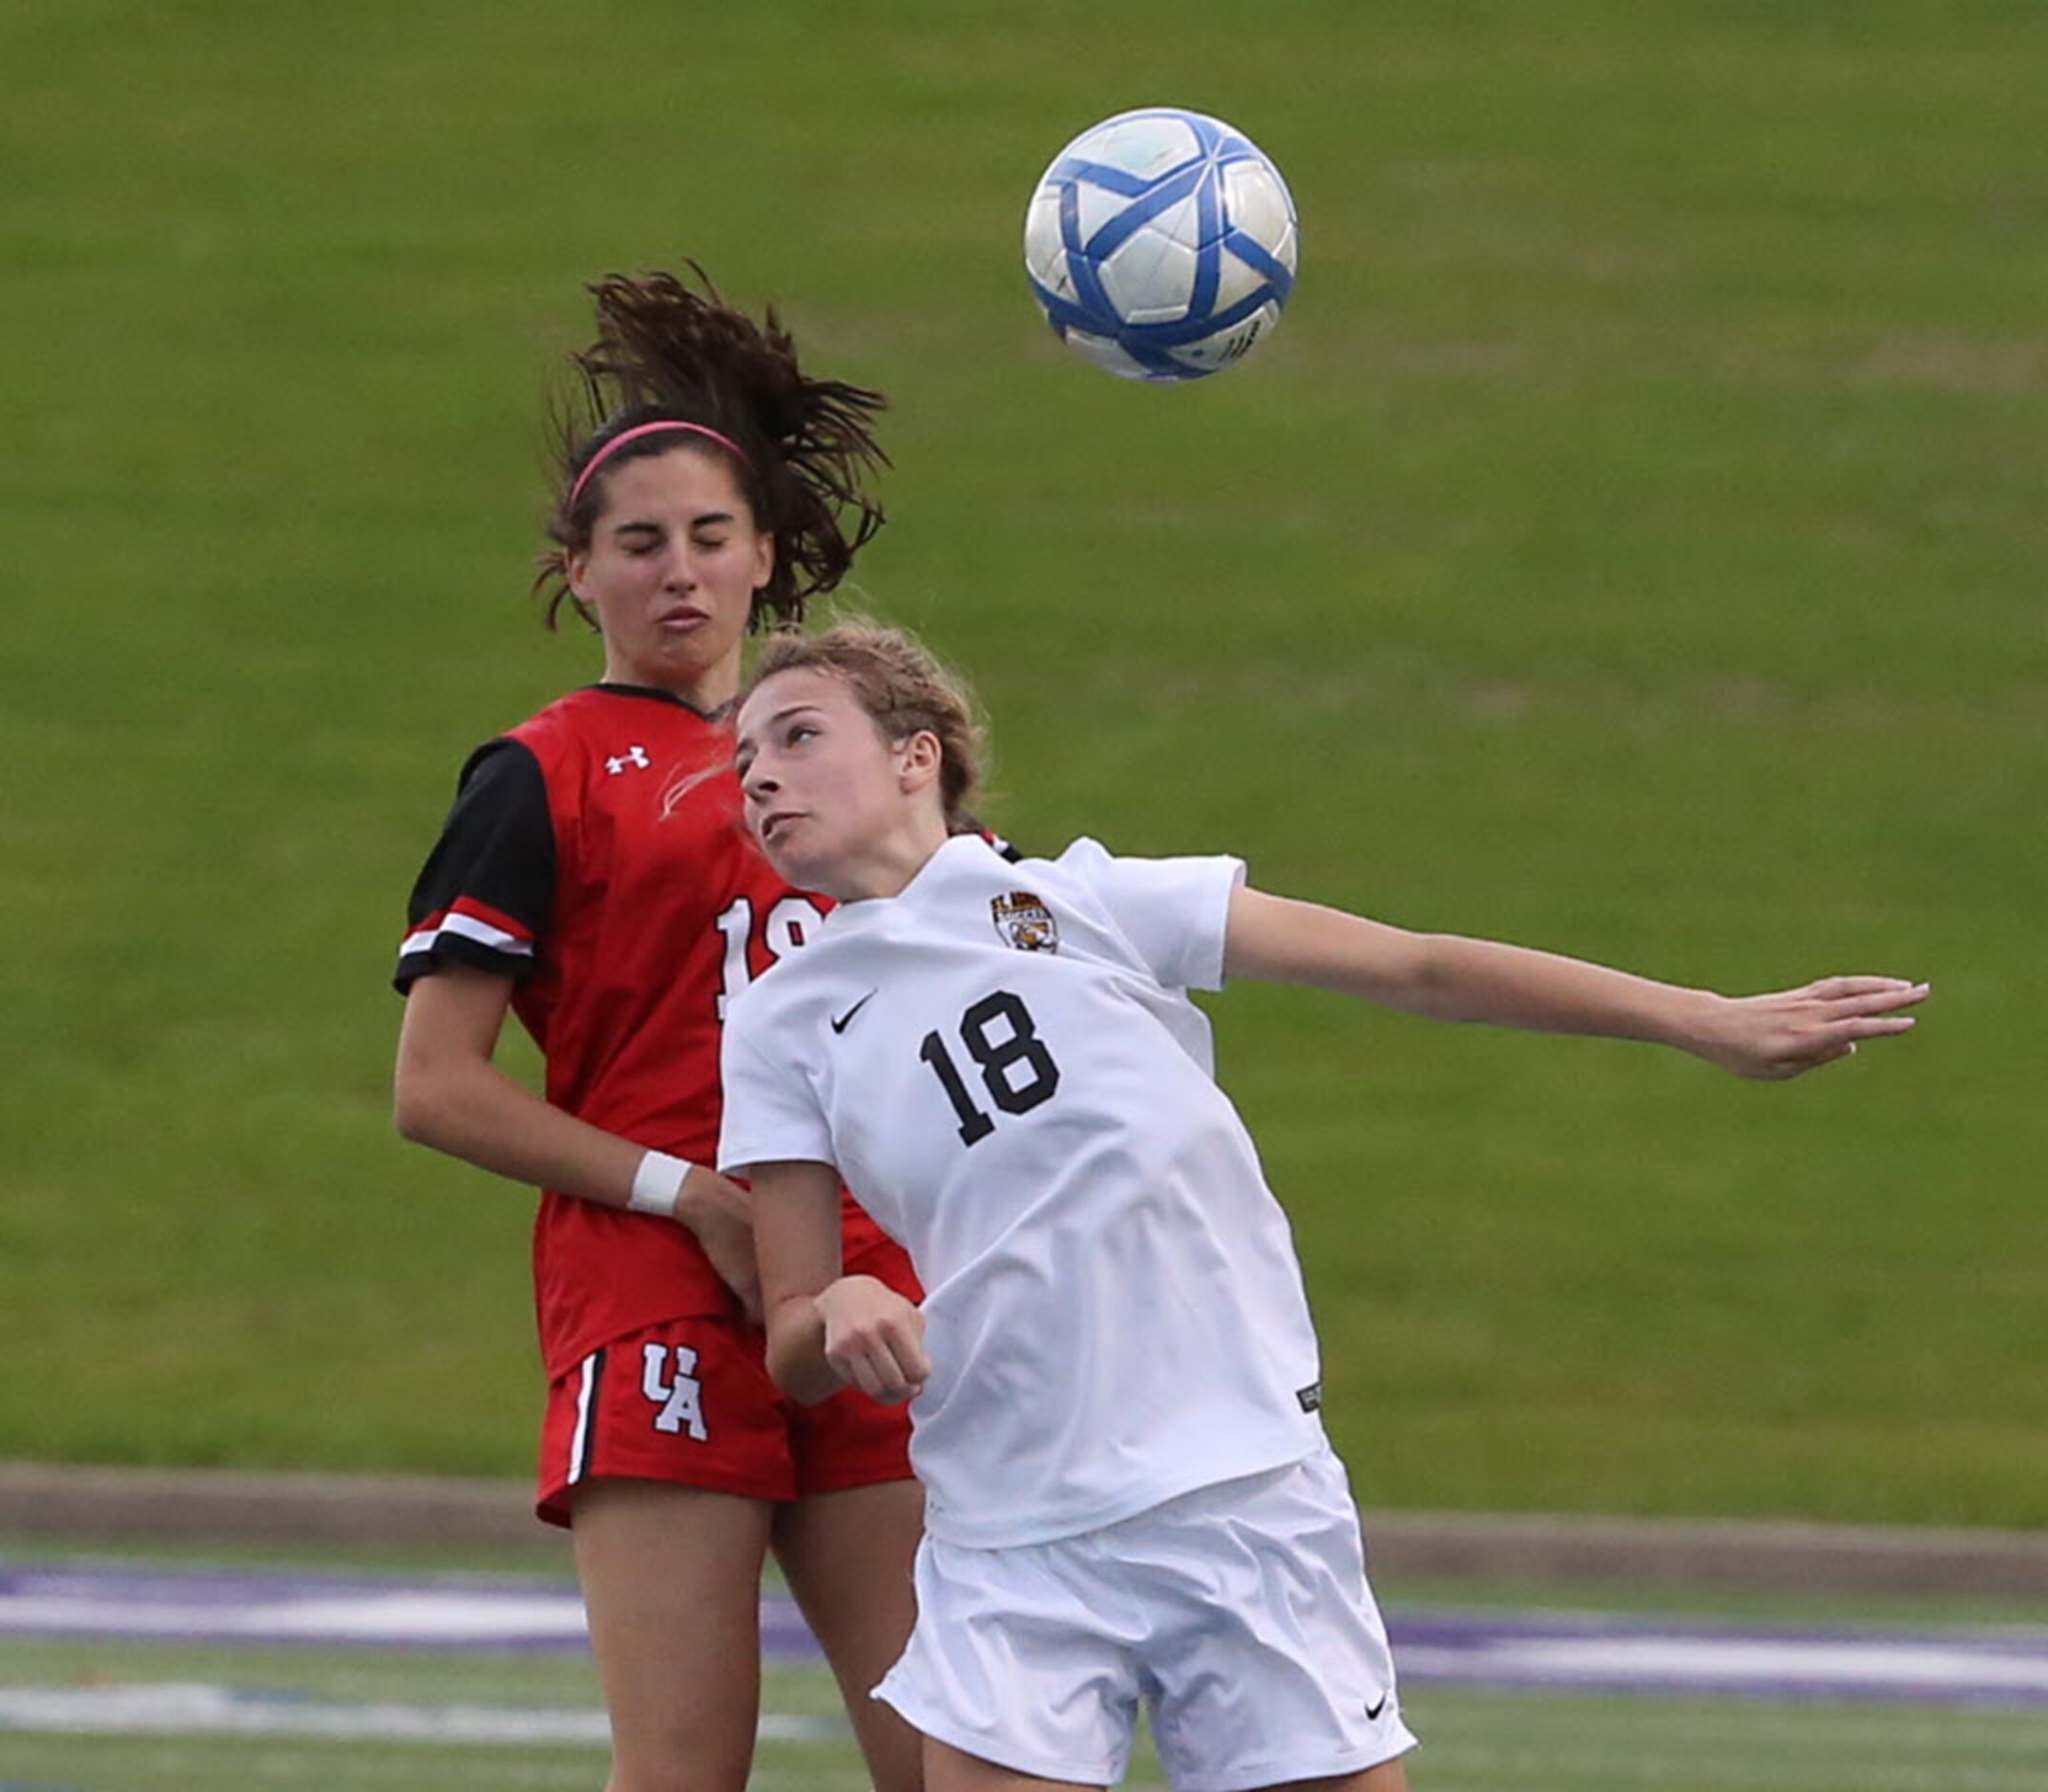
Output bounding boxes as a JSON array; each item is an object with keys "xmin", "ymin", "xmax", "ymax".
[{"xmin": 1023, "ymin": 107, "xmax": 1299, "ymax": 383}]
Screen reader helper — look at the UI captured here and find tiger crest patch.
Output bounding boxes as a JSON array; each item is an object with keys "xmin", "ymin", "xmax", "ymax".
[{"xmin": 991, "ymin": 890, "xmax": 1059, "ymax": 954}]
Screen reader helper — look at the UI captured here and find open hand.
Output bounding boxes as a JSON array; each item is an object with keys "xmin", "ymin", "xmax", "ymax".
[
  {"xmin": 815, "ymin": 1276, "xmax": 930, "ymax": 1405},
  {"xmin": 676, "ymin": 1166, "xmax": 763, "ymax": 1324},
  {"xmin": 1693, "ymin": 976, "xmax": 1929, "ymax": 1080}
]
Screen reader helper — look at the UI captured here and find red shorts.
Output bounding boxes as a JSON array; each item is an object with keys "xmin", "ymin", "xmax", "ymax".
[{"xmin": 535, "ymin": 1248, "xmax": 918, "ymax": 1528}]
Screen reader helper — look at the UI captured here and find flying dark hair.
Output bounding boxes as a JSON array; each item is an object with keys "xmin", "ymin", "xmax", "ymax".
[{"xmin": 536, "ymin": 267, "xmax": 888, "ymax": 633}]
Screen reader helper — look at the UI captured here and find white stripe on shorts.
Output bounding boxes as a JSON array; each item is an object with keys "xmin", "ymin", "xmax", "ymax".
[{"xmin": 566, "ymin": 1352, "xmax": 599, "ymax": 1490}]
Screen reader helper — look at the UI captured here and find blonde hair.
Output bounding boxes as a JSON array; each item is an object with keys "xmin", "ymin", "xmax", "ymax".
[{"xmin": 747, "ymin": 622, "xmax": 986, "ymax": 831}]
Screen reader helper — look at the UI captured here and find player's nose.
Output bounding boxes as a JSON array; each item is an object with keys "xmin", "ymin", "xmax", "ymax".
[{"xmin": 659, "ymin": 544, "xmax": 699, "ymax": 589}]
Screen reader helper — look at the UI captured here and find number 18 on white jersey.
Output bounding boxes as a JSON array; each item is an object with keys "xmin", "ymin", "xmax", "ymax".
[{"xmin": 720, "ymin": 835, "xmax": 1326, "ymax": 1551}]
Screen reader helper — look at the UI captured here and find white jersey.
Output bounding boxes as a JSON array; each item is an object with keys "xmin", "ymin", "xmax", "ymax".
[{"xmin": 719, "ymin": 834, "xmax": 1324, "ymax": 1549}]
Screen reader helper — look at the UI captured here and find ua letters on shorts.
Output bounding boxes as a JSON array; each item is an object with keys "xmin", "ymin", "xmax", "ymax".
[{"xmin": 537, "ymin": 1298, "xmax": 915, "ymax": 1527}]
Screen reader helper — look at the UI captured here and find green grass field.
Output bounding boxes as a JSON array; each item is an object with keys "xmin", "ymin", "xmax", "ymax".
[
  {"xmin": 3, "ymin": 1, "xmax": 2045, "ymax": 1525},
  {"xmin": 12, "ymin": 1656, "xmax": 2046, "ymax": 1792}
]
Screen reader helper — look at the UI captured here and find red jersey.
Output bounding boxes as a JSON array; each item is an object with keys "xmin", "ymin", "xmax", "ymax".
[{"xmin": 396, "ymin": 683, "xmax": 894, "ymax": 1378}]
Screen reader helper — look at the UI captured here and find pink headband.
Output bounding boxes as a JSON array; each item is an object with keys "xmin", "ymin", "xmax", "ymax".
[{"xmin": 568, "ymin": 420, "xmax": 753, "ymax": 514}]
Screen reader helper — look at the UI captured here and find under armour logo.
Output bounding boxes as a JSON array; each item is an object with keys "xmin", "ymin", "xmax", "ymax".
[{"xmin": 606, "ymin": 745, "xmax": 652, "ymax": 776}]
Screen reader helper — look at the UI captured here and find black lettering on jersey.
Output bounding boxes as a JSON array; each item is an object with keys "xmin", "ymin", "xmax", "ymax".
[{"xmin": 918, "ymin": 990, "xmax": 1061, "ymax": 1146}]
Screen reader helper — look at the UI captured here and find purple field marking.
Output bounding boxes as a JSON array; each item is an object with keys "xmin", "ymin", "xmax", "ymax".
[
  {"xmin": 0, "ymin": 1562, "xmax": 810, "ymax": 1658},
  {"xmin": 7, "ymin": 1561, "xmax": 2048, "ymax": 1707},
  {"xmin": 1387, "ymin": 1607, "xmax": 2048, "ymax": 1708}
]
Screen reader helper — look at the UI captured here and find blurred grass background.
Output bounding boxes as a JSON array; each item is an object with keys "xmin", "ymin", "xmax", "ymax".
[{"xmin": 2, "ymin": 0, "xmax": 2042, "ymax": 1524}]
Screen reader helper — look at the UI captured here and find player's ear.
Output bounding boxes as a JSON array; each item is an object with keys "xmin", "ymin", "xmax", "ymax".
[
  {"xmin": 895, "ymin": 728, "xmax": 942, "ymax": 796},
  {"xmin": 750, "ymin": 529, "xmax": 775, "ymax": 593},
  {"xmin": 565, "ymin": 549, "xmax": 595, "ymax": 611}
]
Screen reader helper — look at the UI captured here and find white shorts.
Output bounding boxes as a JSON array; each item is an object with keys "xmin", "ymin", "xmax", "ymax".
[{"xmin": 874, "ymin": 1444, "xmax": 1417, "ymax": 1791}]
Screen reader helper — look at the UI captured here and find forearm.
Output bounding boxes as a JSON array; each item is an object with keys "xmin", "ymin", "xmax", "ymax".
[
  {"xmin": 752, "ymin": 1156, "xmax": 929, "ymax": 1407},
  {"xmin": 1233, "ymin": 891, "xmax": 1717, "ymax": 1052},
  {"xmin": 393, "ymin": 1052, "xmax": 654, "ymax": 1208},
  {"xmin": 1392, "ymin": 931, "xmax": 1716, "ymax": 1047},
  {"xmin": 753, "ymin": 1159, "xmax": 858, "ymax": 1402},
  {"xmin": 765, "ymin": 1291, "xmax": 847, "ymax": 1407}
]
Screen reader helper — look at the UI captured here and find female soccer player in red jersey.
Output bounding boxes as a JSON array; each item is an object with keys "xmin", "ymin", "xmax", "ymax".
[{"xmin": 393, "ymin": 272, "xmax": 923, "ymax": 1792}]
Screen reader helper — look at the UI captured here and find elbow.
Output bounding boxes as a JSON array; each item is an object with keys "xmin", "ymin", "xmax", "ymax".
[
  {"xmin": 1404, "ymin": 934, "xmax": 1479, "ymax": 1022},
  {"xmin": 765, "ymin": 1335, "xmax": 826, "ymax": 1408},
  {"xmin": 766, "ymin": 1349, "xmax": 835, "ymax": 1408},
  {"xmin": 391, "ymin": 1063, "xmax": 453, "ymax": 1149},
  {"xmin": 391, "ymin": 1087, "xmax": 433, "ymax": 1148},
  {"xmin": 764, "ymin": 1354, "xmax": 812, "ymax": 1404}
]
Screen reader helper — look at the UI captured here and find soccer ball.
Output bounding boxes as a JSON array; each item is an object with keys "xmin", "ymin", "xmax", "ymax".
[{"xmin": 1023, "ymin": 107, "xmax": 1299, "ymax": 383}]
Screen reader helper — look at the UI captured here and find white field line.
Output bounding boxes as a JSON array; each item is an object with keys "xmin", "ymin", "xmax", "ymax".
[
  {"xmin": 0, "ymin": 1681, "xmax": 844, "ymax": 1746},
  {"xmin": 1398, "ymin": 1633, "xmax": 2048, "ymax": 1696},
  {"xmin": 0, "ymin": 1586, "xmax": 590, "ymax": 1646}
]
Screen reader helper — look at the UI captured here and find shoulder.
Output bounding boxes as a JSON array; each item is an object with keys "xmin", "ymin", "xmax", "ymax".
[
  {"xmin": 1045, "ymin": 836, "xmax": 1244, "ymax": 896},
  {"xmin": 1045, "ymin": 835, "xmax": 1115, "ymax": 879},
  {"xmin": 1015, "ymin": 836, "xmax": 1132, "ymax": 904},
  {"xmin": 512, "ymin": 685, "xmax": 723, "ymax": 747},
  {"xmin": 507, "ymin": 687, "xmax": 627, "ymax": 757},
  {"xmin": 1017, "ymin": 835, "xmax": 1170, "ymax": 879},
  {"xmin": 455, "ymin": 733, "xmax": 545, "ymax": 793},
  {"xmin": 428, "ymin": 739, "xmax": 552, "ymax": 847},
  {"xmin": 508, "ymin": 689, "xmax": 739, "ymax": 802},
  {"xmin": 501, "ymin": 693, "xmax": 597, "ymax": 782},
  {"xmin": 1038, "ymin": 838, "xmax": 1244, "ymax": 990},
  {"xmin": 723, "ymin": 941, "xmax": 838, "ymax": 1055},
  {"xmin": 508, "ymin": 686, "xmax": 603, "ymax": 740}
]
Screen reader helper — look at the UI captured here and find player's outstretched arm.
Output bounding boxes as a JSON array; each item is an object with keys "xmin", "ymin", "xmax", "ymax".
[
  {"xmin": 1223, "ymin": 886, "xmax": 1928, "ymax": 1080},
  {"xmin": 751, "ymin": 1159, "xmax": 930, "ymax": 1407}
]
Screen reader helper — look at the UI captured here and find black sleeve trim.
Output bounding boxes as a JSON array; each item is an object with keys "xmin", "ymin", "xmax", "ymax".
[{"xmin": 393, "ymin": 740, "xmax": 556, "ymax": 993}]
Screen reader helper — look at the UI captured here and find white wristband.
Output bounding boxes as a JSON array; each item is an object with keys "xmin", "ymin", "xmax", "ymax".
[{"xmin": 629, "ymin": 1151, "xmax": 689, "ymax": 1219}]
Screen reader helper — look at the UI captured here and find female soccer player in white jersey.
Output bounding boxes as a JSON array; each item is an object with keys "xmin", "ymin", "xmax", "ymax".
[
  {"xmin": 717, "ymin": 623, "xmax": 1930, "ymax": 1792},
  {"xmin": 393, "ymin": 275, "xmax": 925, "ymax": 1792}
]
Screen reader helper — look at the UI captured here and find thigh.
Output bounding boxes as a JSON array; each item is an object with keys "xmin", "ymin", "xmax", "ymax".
[
  {"xmin": 876, "ymin": 1532, "xmax": 1142, "ymax": 1789},
  {"xmin": 925, "ymin": 1733, "xmax": 1107, "ymax": 1792},
  {"xmin": 1137, "ymin": 1450, "xmax": 1417, "ymax": 1791},
  {"xmin": 1246, "ymin": 1767, "xmax": 1410, "ymax": 1792},
  {"xmin": 574, "ymin": 1477, "xmax": 775, "ymax": 1792},
  {"xmin": 774, "ymin": 1479, "xmax": 927, "ymax": 1792},
  {"xmin": 1230, "ymin": 1770, "xmax": 1409, "ymax": 1792}
]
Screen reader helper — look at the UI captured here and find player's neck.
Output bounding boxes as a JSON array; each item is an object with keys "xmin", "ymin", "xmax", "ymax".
[
  {"xmin": 601, "ymin": 648, "xmax": 740, "ymax": 713},
  {"xmin": 830, "ymin": 816, "xmax": 951, "ymax": 905}
]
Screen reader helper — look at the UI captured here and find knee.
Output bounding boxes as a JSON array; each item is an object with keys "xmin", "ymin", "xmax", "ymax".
[{"xmin": 606, "ymin": 1734, "xmax": 753, "ymax": 1792}]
